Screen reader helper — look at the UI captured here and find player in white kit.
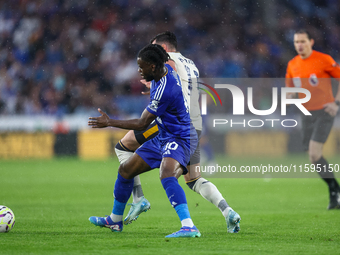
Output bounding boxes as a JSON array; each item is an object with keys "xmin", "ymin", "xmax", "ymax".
[{"xmin": 114, "ymin": 32, "xmax": 241, "ymax": 233}]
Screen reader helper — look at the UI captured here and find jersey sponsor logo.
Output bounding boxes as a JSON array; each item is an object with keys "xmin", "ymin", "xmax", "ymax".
[
  {"xmin": 178, "ymin": 57, "xmax": 195, "ymax": 65},
  {"xmin": 149, "ymin": 100, "xmax": 159, "ymax": 112},
  {"xmin": 309, "ymin": 74, "xmax": 318, "ymax": 86}
]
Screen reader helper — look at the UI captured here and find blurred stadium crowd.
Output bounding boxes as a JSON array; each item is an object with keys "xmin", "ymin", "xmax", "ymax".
[{"xmin": 0, "ymin": 0, "xmax": 339, "ymax": 116}]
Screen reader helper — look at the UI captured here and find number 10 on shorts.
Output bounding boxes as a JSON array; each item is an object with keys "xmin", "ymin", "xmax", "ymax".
[{"xmin": 164, "ymin": 142, "xmax": 178, "ymax": 151}]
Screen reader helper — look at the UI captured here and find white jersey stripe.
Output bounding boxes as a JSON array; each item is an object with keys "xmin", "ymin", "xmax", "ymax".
[
  {"xmin": 158, "ymin": 76, "xmax": 167, "ymax": 100},
  {"xmin": 155, "ymin": 76, "xmax": 167, "ymax": 100},
  {"xmin": 154, "ymin": 77, "xmax": 164, "ymax": 100}
]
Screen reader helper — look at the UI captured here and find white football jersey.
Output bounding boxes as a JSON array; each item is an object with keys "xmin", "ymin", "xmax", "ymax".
[{"xmin": 168, "ymin": 52, "xmax": 202, "ymax": 131}]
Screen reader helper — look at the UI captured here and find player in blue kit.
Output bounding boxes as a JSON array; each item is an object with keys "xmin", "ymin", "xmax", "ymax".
[
  {"xmin": 116, "ymin": 32, "xmax": 241, "ymax": 233},
  {"xmin": 88, "ymin": 44, "xmax": 200, "ymax": 238}
]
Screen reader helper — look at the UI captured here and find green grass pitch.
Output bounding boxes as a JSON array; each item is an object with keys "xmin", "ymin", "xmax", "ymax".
[{"xmin": 1, "ymin": 155, "xmax": 340, "ymax": 254}]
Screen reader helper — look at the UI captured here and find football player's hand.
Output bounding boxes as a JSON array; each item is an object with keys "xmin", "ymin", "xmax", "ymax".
[
  {"xmin": 140, "ymin": 79, "xmax": 151, "ymax": 88},
  {"xmin": 88, "ymin": 108, "xmax": 110, "ymax": 128},
  {"xmin": 140, "ymin": 79, "xmax": 151, "ymax": 95},
  {"xmin": 324, "ymin": 102, "xmax": 339, "ymax": 117}
]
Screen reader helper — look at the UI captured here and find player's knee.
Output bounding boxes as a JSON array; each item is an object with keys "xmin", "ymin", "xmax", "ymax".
[
  {"xmin": 115, "ymin": 142, "xmax": 134, "ymax": 164},
  {"xmin": 118, "ymin": 164, "xmax": 134, "ymax": 179},
  {"xmin": 187, "ymin": 177, "xmax": 209, "ymax": 194},
  {"xmin": 309, "ymin": 151, "xmax": 322, "ymax": 163},
  {"xmin": 308, "ymin": 141, "xmax": 324, "ymax": 163},
  {"xmin": 309, "ymin": 154, "xmax": 321, "ymax": 164},
  {"xmin": 186, "ymin": 180, "xmax": 196, "ymax": 190}
]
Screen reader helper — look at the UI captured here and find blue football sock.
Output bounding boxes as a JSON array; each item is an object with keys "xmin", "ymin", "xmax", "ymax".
[
  {"xmin": 161, "ymin": 177, "xmax": 191, "ymax": 221},
  {"xmin": 112, "ymin": 173, "xmax": 134, "ymax": 217}
]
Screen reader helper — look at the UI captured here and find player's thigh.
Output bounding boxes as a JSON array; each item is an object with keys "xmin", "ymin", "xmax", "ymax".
[
  {"xmin": 308, "ymin": 110, "xmax": 334, "ymax": 162},
  {"xmin": 163, "ymin": 138, "xmax": 193, "ymax": 176},
  {"xmin": 120, "ymin": 130, "xmax": 140, "ymax": 151},
  {"xmin": 134, "ymin": 121, "xmax": 159, "ymax": 146},
  {"xmin": 311, "ymin": 110, "xmax": 334, "ymax": 144},
  {"xmin": 184, "ymin": 130, "xmax": 201, "ymax": 181},
  {"xmin": 119, "ymin": 152, "xmax": 152, "ymax": 179},
  {"xmin": 159, "ymin": 157, "xmax": 184, "ymax": 180},
  {"xmin": 135, "ymin": 137, "xmax": 163, "ymax": 170},
  {"xmin": 120, "ymin": 122, "xmax": 159, "ymax": 151}
]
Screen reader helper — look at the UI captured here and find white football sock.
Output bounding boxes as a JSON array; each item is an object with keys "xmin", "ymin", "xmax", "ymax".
[
  {"xmin": 221, "ymin": 206, "xmax": 233, "ymax": 218},
  {"xmin": 181, "ymin": 218, "xmax": 194, "ymax": 228},
  {"xmin": 192, "ymin": 177, "xmax": 230, "ymax": 216},
  {"xmin": 132, "ymin": 175, "xmax": 144, "ymax": 203},
  {"xmin": 114, "ymin": 148, "xmax": 133, "ymax": 164},
  {"xmin": 110, "ymin": 213, "xmax": 123, "ymax": 223}
]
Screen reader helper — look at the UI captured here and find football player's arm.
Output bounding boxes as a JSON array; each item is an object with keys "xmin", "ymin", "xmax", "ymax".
[
  {"xmin": 335, "ymin": 82, "xmax": 340, "ymax": 108},
  {"xmin": 88, "ymin": 108, "xmax": 156, "ymax": 130},
  {"xmin": 324, "ymin": 82, "xmax": 340, "ymax": 117},
  {"xmin": 334, "ymin": 82, "xmax": 340, "ymax": 103},
  {"xmin": 324, "ymin": 57, "xmax": 340, "ymax": 116}
]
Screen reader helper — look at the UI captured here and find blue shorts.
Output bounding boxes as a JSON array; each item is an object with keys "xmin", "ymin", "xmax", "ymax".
[{"xmin": 135, "ymin": 135, "xmax": 197, "ymax": 175}]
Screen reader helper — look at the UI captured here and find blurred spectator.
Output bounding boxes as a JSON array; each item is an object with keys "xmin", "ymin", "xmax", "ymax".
[{"xmin": 0, "ymin": 0, "xmax": 339, "ymax": 117}]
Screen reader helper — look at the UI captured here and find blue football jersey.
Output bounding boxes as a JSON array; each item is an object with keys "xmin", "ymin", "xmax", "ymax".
[{"xmin": 146, "ymin": 64, "xmax": 194, "ymax": 142}]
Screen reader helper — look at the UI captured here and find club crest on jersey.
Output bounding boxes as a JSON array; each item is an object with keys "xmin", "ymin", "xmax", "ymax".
[
  {"xmin": 149, "ymin": 100, "xmax": 159, "ymax": 112},
  {"xmin": 309, "ymin": 74, "xmax": 318, "ymax": 86}
]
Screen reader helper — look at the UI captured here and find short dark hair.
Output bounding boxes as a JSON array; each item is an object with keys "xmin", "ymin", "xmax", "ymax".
[
  {"xmin": 138, "ymin": 44, "xmax": 170, "ymax": 68},
  {"xmin": 150, "ymin": 31, "xmax": 177, "ymax": 50},
  {"xmin": 294, "ymin": 29, "xmax": 312, "ymax": 40}
]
